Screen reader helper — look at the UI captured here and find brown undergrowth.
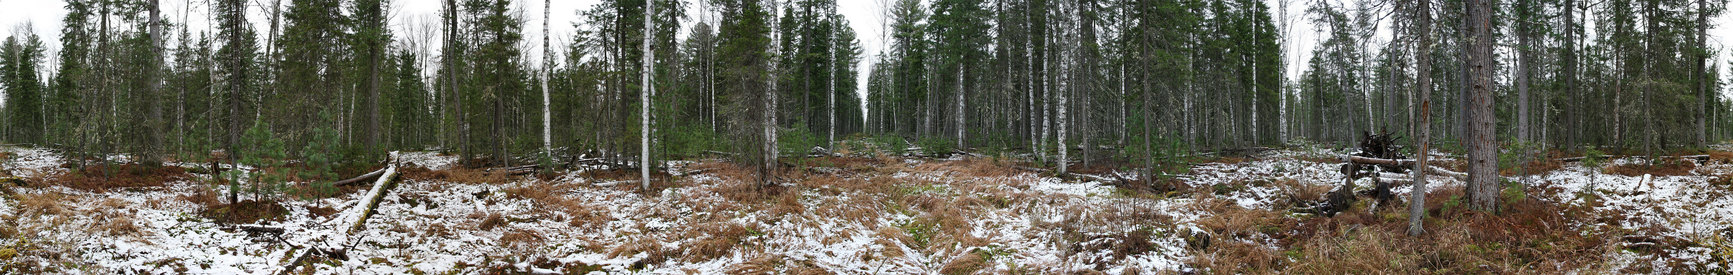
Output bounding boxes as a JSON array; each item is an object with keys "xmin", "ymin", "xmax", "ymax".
[
  {"xmin": 1504, "ymin": 151, "xmax": 1566, "ymax": 176},
  {"xmin": 186, "ymin": 187, "xmax": 290, "ymax": 224},
  {"xmin": 1185, "ymin": 183, "xmax": 1619, "ymax": 274},
  {"xmin": 400, "ymin": 166, "xmax": 511, "ymax": 184},
  {"xmin": 46, "ymin": 164, "xmax": 188, "ymax": 191},
  {"xmin": 1605, "ymin": 159, "xmax": 1697, "ymax": 177}
]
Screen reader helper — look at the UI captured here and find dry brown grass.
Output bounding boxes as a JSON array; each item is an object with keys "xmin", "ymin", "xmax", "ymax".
[
  {"xmin": 198, "ymin": 199, "xmax": 289, "ymax": 224},
  {"xmin": 1605, "ymin": 159, "xmax": 1697, "ymax": 177},
  {"xmin": 911, "ymin": 158, "xmax": 1025, "ymax": 179},
  {"xmin": 17, "ymin": 192, "xmax": 67, "ymax": 218},
  {"xmin": 681, "ymin": 222, "xmax": 754, "ymax": 262},
  {"xmin": 179, "ymin": 188, "xmax": 221, "ymax": 208},
  {"xmin": 1187, "ymin": 185, "xmax": 1622, "ymax": 274},
  {"xmin": 608, "ymin": 237, "xmax": 672, "ymax": 268},
  {"xmin": 1505, "ymin": 151, "xmax": 1566, "ymax": 176},
  {"xmin": 1707, "ymin": 151, "xmax": 1733, "ymax": 165},
  {"xmin": 1271, "ymin": 179, "xmax": 1333, "ymax": 210},
  {"xmin": 93, "ymin": 211, "xmax": 141, "ymax": 237},
  {"xmin": 46, "ymin": 164, "xmax": 188, "ymax": 192},
  {"xmin": 478, "ymin": 213, "xmax": 507, "ymax": 231},
  {"xmin": 726, "ymin": 254, "xmax": 784, "ymax": 275},
  {"xmin": 399, "ymin": 166, "xmax": 510, "ymax": 184},
  {"xmin": 938, "ymin": 252, "xmax": 986, "ymax": 275},
  {"xmin": 500, "ymin": 228, "xmax": 545, "ymax": 251}
]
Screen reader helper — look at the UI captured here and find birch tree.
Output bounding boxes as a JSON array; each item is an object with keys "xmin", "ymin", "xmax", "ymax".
[
  {"xmin": 542, "ymin": 0, "xmax": 552, "ymax": 156},
  {"xmin": 642, "ymin": 0, "xmax": 655, "ymax": 190}
]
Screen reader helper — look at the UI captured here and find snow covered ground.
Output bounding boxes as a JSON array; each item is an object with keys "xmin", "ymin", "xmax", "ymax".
[{"xmin": 2, "ymin": 145, "xmax": 1731, "ymax": 273}]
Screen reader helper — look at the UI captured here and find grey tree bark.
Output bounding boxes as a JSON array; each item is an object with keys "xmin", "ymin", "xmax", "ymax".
[
  {"xmin": 1699, "ymin": 0, "xmax": 1710, "ymax": 148},
  {"xmin": 1465, "ymin": 0, "xmax": 1499, "ymax": 212},
  {"xmin": 1409, "ymin": 0, "xmax": 1434, "ymax": 236}
]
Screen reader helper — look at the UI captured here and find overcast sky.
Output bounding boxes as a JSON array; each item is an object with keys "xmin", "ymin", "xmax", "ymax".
[{"xmin": 4, "ymin": 0, "xmax": 1733, "ymax": 109}]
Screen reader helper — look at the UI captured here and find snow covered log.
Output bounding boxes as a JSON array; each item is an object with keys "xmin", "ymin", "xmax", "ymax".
[
  {"xmin": 1341, "ymin": 155, "xmax": 1467, "ymax": 180},
  {"xmin": 233, "ymin": 224, "xmax": 285, "ymax": 235},
  {"xmin": 279, "ymin": 164, "xmax": 398, "ymax": 275},
  {"xmin": 346, "ymin": 165, "xmax": 398, "ymax": 234}
]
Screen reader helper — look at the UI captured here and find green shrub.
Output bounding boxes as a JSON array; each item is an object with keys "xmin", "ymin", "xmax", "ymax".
[
  {"xmin": 239, "ymin": 118, "xmax": 289, "ymax": 200},
  {"xmin": 870, "ymin": 135, "xmax": 908, "ymax": 155},
  {"xmin": 778, "ymin": 126, "xmax": 821, "ymax": 157},
  {"xmin": 1122, "ymin": 133, "xmax": 1193, "ymax": 177},
  {"xmin": 665, "ymin": 124, "xmax": 721, "ymax": 159},
  {"xmin": 918, "ymin": 137, "xmax": 955, "ymax": 157},
  {"xmin": 1583, "ymin": 147, "xmax": 1606, "ymax": 168}
]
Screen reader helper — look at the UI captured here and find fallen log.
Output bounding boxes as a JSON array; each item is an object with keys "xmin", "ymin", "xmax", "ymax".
[
  {"xmin": 232, "ymin": 224, "xmax": 285, "ymax": 235},
  {"xmin": 279, "ymin": 164, "xmax": 398, "ymax": 275},
  {"xmin": 333, "ymin": 168, "xmax": 388, "ymax": 187},
  {"xmin": 0, "ymin": 176, "xmax": 24, "ymax": 186},
  {"xmin": 489, "ymin": 164, "xmax": 539, "ymax": 176},
  {"xmin": 1426, "ymin": 165, "xmax": 1468, "ymax": 180},
  {"xmin": 701, "ymin": 150, "xmax": 740, "ymax": 157},
  {"xmin": 346, "ymin": 165, "xmax": 399, "ymax": 234},
  {"xmin": 677, "ymin": 168, "xmax": 718, "ymax": 177},
  {"xmin": 1070, "ymin": 172, "xmax": 1117, "ymax": 183},
  {"xmin": 1342, "ymin": 155, "xmax": 1467, "ymax": 180},
  {"xmin": 489, "ymin": 164, "xmax": 539, "ymax": 172}
]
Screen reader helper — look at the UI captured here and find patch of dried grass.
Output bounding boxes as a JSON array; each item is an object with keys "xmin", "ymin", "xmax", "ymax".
[
  {"xmin": 478, "ymin": 213, "xmax": 507, "ymax": 231},
  {"xmin": 726, "ymin": 254, "xmax": 784, "ymax": 275},
  {"xmin": 200, "ymin": 199, "xmax": 290, "ymax": 224},
  {"xmin": 682, "ymin": 222, "xmax": 754, "ymax": 262},
  {"xmin": 1241, "ymin": 186, "xmax": 1619, "ymax": 274},
  {"xmin": 938, "ymin": 252, "xmax": 986, "ymax": 275},
  {"xmin": 17, "ymin": 192, "xmax": 67, "ymax": 217},
  {"xmin": 1605, "ymin": 159, "xmax": 1697, "ymax": 177},
  {"xmin": 400, "ymin": 166, "xmax": 509, "ymax": 184},
  {"xmin": 608, "ymin": 237, "xmax": 672, "ymax": 268},
  {"xmin": 46, "ymin": 164, "xmax": 188, "ymax": 191}
]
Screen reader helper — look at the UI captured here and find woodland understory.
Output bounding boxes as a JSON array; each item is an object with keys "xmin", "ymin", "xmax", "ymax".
[{"xmin": 2, "ymin": 140, "xmax": 1732, "ymax": 274}]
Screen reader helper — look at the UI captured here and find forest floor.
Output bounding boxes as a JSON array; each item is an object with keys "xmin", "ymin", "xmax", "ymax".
[{"xmin": 1, "ymin": 142, "xmax": 1732, "ymax": 274}]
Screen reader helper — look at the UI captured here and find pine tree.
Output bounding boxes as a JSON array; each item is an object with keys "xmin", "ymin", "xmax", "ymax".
[{"xmin": 1464, "ymin": 0, "xmax": 1498, "ymax": 212}]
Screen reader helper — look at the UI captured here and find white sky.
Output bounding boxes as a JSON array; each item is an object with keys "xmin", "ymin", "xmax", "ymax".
[{"xmin": 4, "ymin": 0, "xmax": 1733, "ymax": 111}]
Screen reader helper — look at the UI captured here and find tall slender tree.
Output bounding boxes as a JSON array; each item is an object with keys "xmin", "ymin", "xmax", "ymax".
[{"xmin": 1409, "ymin": 0, "xmax": 1434, "ymax": 235}]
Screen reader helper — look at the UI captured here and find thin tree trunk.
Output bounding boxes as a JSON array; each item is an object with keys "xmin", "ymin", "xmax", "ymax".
[
  {"xmin": 956, "ymin": 65, "xmax": 965, "ymax": 148},
  {"xmin": 829, "ymin": 13, "xmax": 838, "ymax": 149},
  {"xmin": 642, "ymin": 0, "xmax": 654, "ymax": 191},
  {"xmin": 542, "ymin": 0, "xmax": 552, "ymax": 156},
  {"xmin": 1699, "ymin": 0, "xmax": 1710, "ymax": 148},
  {"xmin": 148, "ymin": 0, "xmax": 164, "ymax": 159},
  {"xmin": 367, "ymin": 0, "xmax": 382, "ymax": 155},
  {"xmin": 1517, "ymin": 0, "xmax": 1531, "ymax": 145},
  {"xmin": 1409, "ymin": 0, "xmax": 1433, "ymax": 236},
  {"xmin": 763, "ymin": 0, "xmax": 780, "ymax": 187}
]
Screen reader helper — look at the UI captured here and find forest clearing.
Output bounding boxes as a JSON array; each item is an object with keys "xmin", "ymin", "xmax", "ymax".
[
  {"xmin": 6, "ymin": 0, "xmax": 1733, "ymax": 273},
  {"xmin": 3, "ymin": 141, "xmax": 1732, "ymax": 274}
]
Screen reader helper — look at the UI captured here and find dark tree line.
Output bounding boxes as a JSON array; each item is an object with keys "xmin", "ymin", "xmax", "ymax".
[{"xmin": 865, "ymin": 0, "xmax": 1284, "ymax": 173}]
